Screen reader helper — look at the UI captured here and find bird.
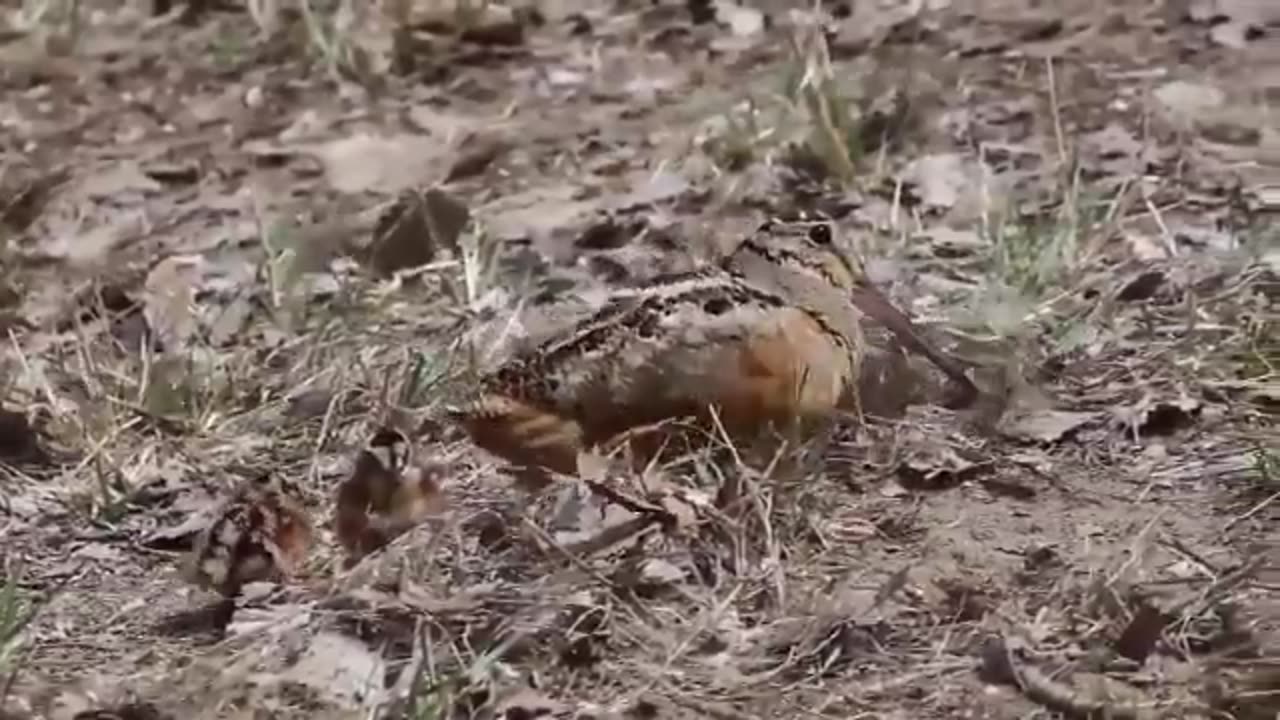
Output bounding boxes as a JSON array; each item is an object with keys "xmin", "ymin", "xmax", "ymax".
[
  {"xmin": 446, "ymin": 217, "xmax": 897, "ymax": 478},
  {"xmin": 446, "ymin": 216, "xmax": 983, "ymax": 477},
  {"xmin": 333, "ymin": 426, "xmax": 448, "ymax": 565},
  {"xmin": 725, "ymin": 218, "xmax": 979, "ymax": 411},
  {"xmin": 184, "ymin": 473, "xmax": 313, "ymax": 602}
]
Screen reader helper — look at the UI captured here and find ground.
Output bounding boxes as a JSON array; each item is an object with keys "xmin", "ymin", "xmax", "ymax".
[{"xmin": 0, "ymin": 0, "xmax": 1277, "ymax": 718}]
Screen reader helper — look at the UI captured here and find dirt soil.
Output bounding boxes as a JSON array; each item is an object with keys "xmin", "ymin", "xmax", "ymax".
[{"xmin": 0, "ymin": 0, "xmax": 1277, "ymax": 718}]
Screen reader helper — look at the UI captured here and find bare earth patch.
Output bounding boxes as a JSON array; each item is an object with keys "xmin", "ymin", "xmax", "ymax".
[{"xmin": 0, "ymin": 0, "xmax": 1276, "ymax": 718}]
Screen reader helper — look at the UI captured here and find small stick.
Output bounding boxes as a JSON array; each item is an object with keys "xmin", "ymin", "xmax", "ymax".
[{"xmin": 848, "ymin": 283, "xmax": 980, "ymax": 408}]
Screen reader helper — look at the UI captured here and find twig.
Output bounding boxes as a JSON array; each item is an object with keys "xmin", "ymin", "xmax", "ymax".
[
  {"xmin": 1045, "ymin": 56, "xmax": 1067, "ymax": 168},
  {"xmin": 664, "ymin": 690, "xmax": 759, "ymax": 720},
  {"xmin": 1221, "ymin": 488, "xmax": 1280, "ymax": 535},
  {"xmin": 1163, "ymin": 553, "xmax": 1264, "ymax": 619},
  {"xmin": 817, "ymin": 659, "xmax": 968, "ymax": 709},
  {"xmin": 519, "ymin": 517, "xmax": 618, "ymax": 585},
  {"xmin": 1013, "ymin": 658, "xmax": 1151, "ymax": 719},
  {"xmin": 1, "ymin": 562, "xmax": 84, "ymax": 710},
  {"xmin": 581, "ymin": 478, "xmax": 676, "ymax": 527},
  {"xmin": 561, "ymin": 515, "xmax": 662, "ymax": 559},
  {"xmin": 631, "ymin": 582, "xmax": 744, "ymax": 700},
  {"xmin": 982, "ymin": 636, "xmax": 1154, "ymax": 720}
]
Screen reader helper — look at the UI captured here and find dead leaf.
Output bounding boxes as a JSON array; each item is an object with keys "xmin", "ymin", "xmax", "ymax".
[
  {"xmin": 1245, "ymin": 382, "xmax": 1279, "ymax": 409},
  {"xmin": 1116, "ymin": 270, "xmax": 1166, "ymax": 301},
  {"xmin": 1252, "ymin": 185, "xmax": 1280, "ymax": 211},
  {"xmin": 142, "ymin": 161, "xmax": 199, "ymax": 187},
  {"xmin": 649, "ymin": 482, "xmax": 704, "ymax": 534},
  {"xmin": 142, "ymin": 255, "xmax": 204, "ymax": 352},
  {"xmin": 61, "ymin": 281, "xmax": 140, "ymax": 331},
  {"xmin": 0, "ymin": 407, "xmax": 48, "ymax": 466},
  {"xmin": 856, "ymin": 347, "xmax": 925, "ymax": 419},
  {"xmin": 35, "ymin": 199, "xmax": 148, "ymax": 265},
  {"xmin": 1113, "ymin": 603, "xmax": 1168, "ymax": 662},
  {"xmin": 207, "ymin": 295, "xmax": 255, "ymax": 347},
  {"xmin": 423, "ymin": 188, "xmax": 471, "ymax": 251},
  {"xmin": 611, "ymin": 169, "xmax": 691, "ymax": 211},
  {"xmin": 0, "ymin": 278, "xmax": 17, "ymax": 310},
  {"xmin": 76, "ymin": 161, "xmax": 162, "ymax": 200},
  {"xmin": 0, "ymin": 166, "xmax": 68, "ymax": 232},
  {"xmin": 576, "ymin": 216, "xmax": 640, "ymax": 251},
  {"xmin": 281, "ymin": 632, "xmax": 385, "ymax": 710},
  {"xmin": 713, "ymin": 1, "xmax": 765, "ymax": 36},
  {"xmin": 1113, "ymin": 395, "xmax": 1203, "ymax": 437},
  {"xmin": 1123, "ymin": 232, "xmax": 1169, "ymax": 261},
  {"xmin": 1008, "ymin": 450, "xmax": 1055, "ymax": 476},
  {"xmin": 140, "ymin": 493, "xmax": 226, "ymax": 551},
  {"xmin": 445, "ymin": 135, "xmax": 510, "ymax": 182},
  {"xmin": 467, "ymin": 508, "xmax": 517, "ymax": 552},
  {"xmin": 1169, "ymin": 219, "xmax": 1238, "ymax": 253},
  {"xmin": 1154, "ymin": 80, "xmax": 1226, "ymax": 125},
  {"xmin": 897, "ymin": 443, "xmax": 988, "ymax": 490},
  {"xmin": 920, "ymin": 227, "xmax": 987, "ymax": 258},
  {"xmin": 71, "ymin": 542, "xmax": 126, "ymax": 564},
  {"xmin": 998, "ymin": 408, "xmax": 1095, "ymax": 443},
  {"xmin": 366, "ymin": 187, "xmax": 470, "ymax": 277},
  {"xmin": 1194, "ymin": 0, "xmax": 1280, "ymax": 47},
  {"xmin": 312, "ymin": 133, "xmax": 446, "ymax": 194},
  {"xmin": 575, "ymin": 450, "xmax": 612, "ymax": 483},
  {"xmin": 332, "ymin": 0, "xmax": 399, "ymax": 81},
  {"xmin": 493, "ymin": 688, "xmax": 568, "ymax": 718},
  {"xmin": 1198, "ymin": 118, "xmax": 1262, "ymax": 146},
  {"xmin": 900, "ymin": 153, "xmax": 978, "ymax": 210},
  {"xmin": 285, "ymin": 389, "xmax": 337, "ymax": 420},
  {"xmin": 614, "ymin": 557, "xmax": 686, "ymax": 597},
  {"xmin": 1081, "ymin": 123, "xmax": 1143, "ymax": 175},
  {"xmin": 71, "ymin": 702, "xmax": 169, "ymax": 720},
  {"xmin": 978, "ymin": 476, "xmax": 1038, "ymax": 500},
  {"xmin": 141, "ymin": 249, "xmax": 263, "ymax": 350},
  {"xmin": 548, "ymin": 480, "xmax": 640, "ymax": 548},
  {"xmin": 831, "ymin": 0, "xmax": 927, "ymax": 51},
  {"xmin": 483, "ymin": 183, "xmax": 596, "ymax": 242},
  {"xmin": 426, "ymin": 2, "xmax": 529, "ymax": 47}
]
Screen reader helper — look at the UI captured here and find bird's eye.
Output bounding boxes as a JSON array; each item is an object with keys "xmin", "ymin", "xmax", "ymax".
[{"xmin": 808, "ymin": 224, "xmax": 833, "ymax": 246}]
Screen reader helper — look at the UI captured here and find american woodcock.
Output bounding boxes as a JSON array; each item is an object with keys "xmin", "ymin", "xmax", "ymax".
[
  {"xmin": 448, "ymin": 217, "xmax": 978, "ymax": 477},
  {"xmin": 726, "ymin": 219, "xmax": 979, "ymax": 411},
  {"xmin": 334, "ymin": 426, "xmax": 447, "ymax": 565},
  {"xmin": 185, "ymin": 473, "xmax": 313, "ymax": 599}
]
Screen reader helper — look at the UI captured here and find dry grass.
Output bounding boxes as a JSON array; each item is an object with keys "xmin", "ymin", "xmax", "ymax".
[{"xmin": 3, "ymin": 266, "xmax": 1275, "ymax": 717}]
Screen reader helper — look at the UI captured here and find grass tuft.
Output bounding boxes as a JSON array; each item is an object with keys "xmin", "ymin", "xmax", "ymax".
[
  {"xmin": 0, "ymin": 570, "xmax": 31, "ymax": 674},
  {"xmin": 694, "ymin": 19, "xmax": 913, "ymax": 188}
]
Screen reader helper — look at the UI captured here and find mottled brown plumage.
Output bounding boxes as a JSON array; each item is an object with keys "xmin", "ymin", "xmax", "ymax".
[
  {"xmin": 448, "ymin": 218, "xmax": 977, "ymax": 477},
  {"xmin": 726, "ymin": 218, "xmax": 978, "ymax": 410},
  {"xmin": 185, "ymin": 473, "xmax": 313, "ymax": 598},
  {"xmin": 448, "ymin": 220, "xmax": 871, "ymax": 475},
  {"xmin": 333, "ymin": 427, "xmax": 447, "ymax": 565}
]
